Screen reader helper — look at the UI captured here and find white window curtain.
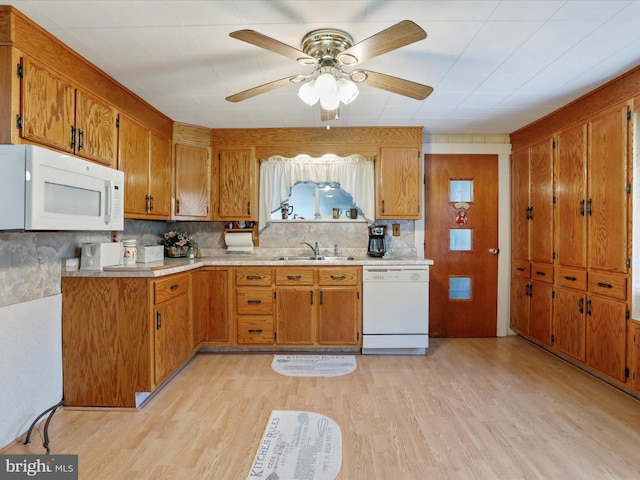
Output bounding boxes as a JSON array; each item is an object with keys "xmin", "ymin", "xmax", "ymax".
[{"xmin": 259, "ymin": 154, "xmax": 375, "ymax": 230}]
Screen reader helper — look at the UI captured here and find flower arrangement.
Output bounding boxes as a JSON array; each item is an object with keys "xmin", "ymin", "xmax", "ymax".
[{"xmin": 162, "ymin": 231, "xmax": 196, "ymax": 257}]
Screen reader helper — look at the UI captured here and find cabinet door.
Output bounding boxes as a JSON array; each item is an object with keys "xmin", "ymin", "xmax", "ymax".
[
  {"xmin": 586, "ymin": 295, "xmax": 627, "ymax": 382},
  {"xmin": 174, "ymin": 143, "xmax": 210, "ymax": 219},
  {"xmin": 528, "ymin": 281, "xmax": 553, "ymax": 346},
  {"xmin": 629, "ymin": 322, "xmax": 640, "ymax": 394},
  {"xmin": 556, "ymin": 124, "xmax": 588, "ymax": 269},
  {"xmin": 192, "ymin": 270, "xmax": 229, "ymax": 345},
  {"xmin": 553, "ymin": 287, "xmax": 586, "ymax": 362},
  {"xmin": 215, "ymin": 147, "xmax": 257, "ymax": 220},
  {"xmin": 275, "ymin": 287, "xmax": 314, "ymax": 344},
  {"xmin": 587, "ymin": 103, "xmax": 629, "ymax": 273},
  {"xmin": 510, "ymin": 277, "xmax": 529, "ymax": 335},
  {"xmin": 318, "ymin": 287, "xmax": 360, "ymax": 345},
  {"xmin": 154, "ymin": 292, "xmax": 192, "ymax": 386},
  {"xmin": 75, "ymin": 90, "xmax": 117, "ymax": 167},
  {"xmin": 118, "ymin": 114, "xmax": 150, "ymax": 216},
  {"xmin": 511, "ymin": 148, "xmax": 530, "ymax": 261},
  {"xmin": 20, "ymin": 57, "xmax": 75, "ymax": 152},
  {"xmin": 529, "ymin": 138, "xmax": 554, "ymax": 264},
  {"xmin": 148, "ymin": 131, "xmax": 172, "ymax": 218},
  {"xmin": 376, "ymin": 146, "xmax": 421, "ymax": 219}
]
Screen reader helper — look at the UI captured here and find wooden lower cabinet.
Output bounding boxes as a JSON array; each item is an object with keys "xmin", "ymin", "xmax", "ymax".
[
  {"xmin": 628, "ymin": 321, "xmax": 640, "ymax": 394},
  {"xmin": 235, "ymin": 267, "xmax": 274, "ymax": 345},
  {"xmin": 192, "ymin": 268, "xmax": 230, "ymax": 347},
  {"xmin": 553, "ymin": 287, "xmax": 587, "ymax": 362},
  {"xmin": 62, "ymin": 273, "xmax": 193, "ymax": 408},
  {"xmin": 586, "ymin": 295, "xmax": 627, "ymax": 382},
  {"xmin": 275, "ymin": 287, "xmax": 315, "ymax": 345}
]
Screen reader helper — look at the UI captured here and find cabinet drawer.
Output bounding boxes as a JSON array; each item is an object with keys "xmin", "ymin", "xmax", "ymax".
[
  {"xmin": 236, "ymin": 287, "xmax": 273, "ymax": 314},
  {"xmin": 531, "ymin": 262, "xmax": 553, "ymax": 284},
  {"xmin": 237, "ymin": 316, "xmax": 274, "ymax": 344},
  {"xmin": 235, "ymin": 267, "xmax": 272, "ymax": 286},
  {"xmin": 588, "ymin": 272, "xmax": 627, "ymax": 300},
  {"xmin": 275, "ymin": 268, "xmax": 314, "ymax": 285},
  {"xmin": 512, "ymin": 259, "xmax": 530, "ymax": 278},
  {"xmin": 318, "ymin": 267, "xmax": 359, "ymax": 285},
  {"xmin": 154, "ymin": 273, "xmax": 190, "ymax": 304},
  {"xmin": 557, "ymin": 267, "xmax": 587, "ymax": 290}
]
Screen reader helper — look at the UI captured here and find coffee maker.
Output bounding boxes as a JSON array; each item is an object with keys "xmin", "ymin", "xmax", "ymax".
[{"xmin": 367, "ymin": 224, "xmax": 387, "ymax": 257}]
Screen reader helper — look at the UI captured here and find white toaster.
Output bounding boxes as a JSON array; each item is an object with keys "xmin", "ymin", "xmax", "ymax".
[{"xmin": 80, "ymin": 242, "xmax": 123, "ymax": 270}]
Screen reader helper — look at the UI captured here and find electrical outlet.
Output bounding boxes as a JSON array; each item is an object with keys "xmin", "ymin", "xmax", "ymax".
[{"xmin": 392, "ymin": 223, "xmax": 400, "ymax": 236}]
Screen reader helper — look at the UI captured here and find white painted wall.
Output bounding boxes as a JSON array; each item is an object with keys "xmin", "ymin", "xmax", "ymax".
[
  {"xmin": 0, "ymin": 294, "xmax": 63, "ymax": 449},
  {"xmin": 420, "ymin": 138, "xmax": 512, "ymax": 337}
]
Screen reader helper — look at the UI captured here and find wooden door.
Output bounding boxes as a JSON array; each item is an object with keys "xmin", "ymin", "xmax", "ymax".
[
  {"xmin": 20, "ymin": 57, "xmax": 75, "ymax": 152},
  {"xmin": 215, "ymin": 147, "xmax": 257, "ymax": 220},
  {"xmin": 318, "ymin": 287, "xmax": 359, "ymax": 345},
  {"xmin": 510, "ymin": 148, "xmax": 530, "ymax": 261},
  {"xmin": 587, "ymin": 103, "xmax": 629, "ymax": 273},
  {"xmin": 376, "ymin": 146, "xmax": 421, "ymax": 219},
  {"xmin": 529, "ymin": 138, "xmax": 554, "ymax": 264},
  {"xmin": 586, "ymin": 295, "xmax": 627, "ymax": 382},
  {"xmin": 118, "ymin": 114, "xmax": 150, "ymax": 216},
  {"xmin": 275, "ymin": 287, "xmax": 314, "ymax": 344},
  {"xmin": 425, "ymin": 154, "xmax": 499, "ymax": 337},
  {"xmin": 75, "ymin": 90, "xmax": 117, "ymax": 167},
  {"xmin": 528, "ymin": 281, "xmax": 553, "ymax": 346},
  {"xmin": 148, "ymin": 131, "xmax": 172, "ymax": 218},
  {"xmin": 174, "ymin": 143, "xmax": 210, "ymax": 219},
  {"xmin": 154, "ymin": 293, "xmax": 191, "ymax": 386},
  {"xmin": 554, "ymin": 287, "xmax": 586, "ymax": 362},
  {"xmin": 556, "ymin": 124, "xmax": 588, "ymax": 269}
]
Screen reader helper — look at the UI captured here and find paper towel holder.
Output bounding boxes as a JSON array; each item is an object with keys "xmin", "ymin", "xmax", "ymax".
[{"xmin": 224, "ymin": 223, "xmax": 259, "ymax": 247}]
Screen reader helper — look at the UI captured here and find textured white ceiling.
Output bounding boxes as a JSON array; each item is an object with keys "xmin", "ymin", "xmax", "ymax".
[{"xmin": 5, "ymin": 0, "xmax": 640, "ymax": 134}]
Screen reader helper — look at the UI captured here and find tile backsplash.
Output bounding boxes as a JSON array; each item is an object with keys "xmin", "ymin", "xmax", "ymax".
[{"xmin": 0, "ymin": 219, "xmax": 417, "ymax": 307}]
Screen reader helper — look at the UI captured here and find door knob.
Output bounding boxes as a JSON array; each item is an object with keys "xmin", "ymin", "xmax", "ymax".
[{"xmin": 489, "ymin": 248, "xmax": 500, "ymax": 255}]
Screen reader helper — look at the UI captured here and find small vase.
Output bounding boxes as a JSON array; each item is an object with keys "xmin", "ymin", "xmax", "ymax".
[{"xmin": 165, "ymin": 246, "xmax": 188, "ymax": 258}]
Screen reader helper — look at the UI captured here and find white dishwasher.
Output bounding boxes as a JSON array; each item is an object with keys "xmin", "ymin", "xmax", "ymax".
[{"xmin": 362, "ymin": 265, "xmax": 430, "ymax": 355}]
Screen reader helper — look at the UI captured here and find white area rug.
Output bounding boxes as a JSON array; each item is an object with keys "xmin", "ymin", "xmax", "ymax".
[
  {"xmin": 271, "ymin": 355, "xmax": 356, "ymax": 377},
  {"xmin": 246, "ymin": 410, "xmax": 342, "ymax": 480}
]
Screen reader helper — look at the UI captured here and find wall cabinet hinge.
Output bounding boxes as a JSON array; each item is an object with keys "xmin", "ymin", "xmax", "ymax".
[
  {"xmin": 16, "ymin": 63, "xmax": 24, "ymax": 78},
  {"xmin": 551, "ymin": 334, "xmax": 555, "ymax": 343},
  {"xmin": 15, "ymin": 115, "xmax": 23, "ymax": 129},
  {"xmin": 625, "ymin": 367, "xmax": 629, "ymax": 379},
  {"xmin": 626, "ymin": 310, "xmax": 630, "ymax": 319},
  {"xmin": 627, "ymin": 258, "xmax": 631, "ymax": 268},
  {"xmin": 552, "ymin": 139, "xmax": 556, "ymax": 149},
  {"xmin": 552, "ymin": 291, "xmax": 556, "ymax": 299},
  {"xmin": 116, "ymin": 117, "xmax": 120, "ymax": 128},
  {"xmin": 627, "ymin": 184, "xmax": 631, "ymax": 194},
  {"xmin": 627, "ymin": 109, "xmax": 631, "ymax": 121},
  {"xmin": 552, "ymin": 196, "xmax": 557, "ymax": 204},
  {"xmin": 552, "ymin": 252, "xmax": 556, "ymax": 260},
  {"xmin": 274, "ymin": 332, "xmax": 277, "ymax": 340}
]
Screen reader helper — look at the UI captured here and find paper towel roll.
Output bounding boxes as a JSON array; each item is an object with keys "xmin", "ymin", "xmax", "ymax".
[{"xmin": 225, "ymin": 232, "xmax": 254, "ymax": 252}]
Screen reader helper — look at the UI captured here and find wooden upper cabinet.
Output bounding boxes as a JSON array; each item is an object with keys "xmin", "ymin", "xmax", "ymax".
[
  {"xmin": 20, "ymin": 57, "xmax": 117, "ymax": 167},
  {"xmin": 174, "ymin": 143, "xmax": 210, "ymax": 219},
  {"xmin": 74, "ymin": 90, "xmax": 117, "ymax": 166},
  {"xmin": 148, "ymin": 131, "xmax": 172, "ymax": 218},
  {"xmin": 376, "ymin": 146, "xmax": 421, "ymax": 219},
  {"xmin": 214, "ymin": 147, "xmax": 257, "ymax": 221},
  {"xmin": 511, "ymin": 148, "xmax": 530, "ymax": 262},
  {"xmin": 556, "ymin": 123, "xmax": 588, "ymax": 269},
  {"xmin": 20, "ymin": 57, "xmax": 75, "ymax": 153},
  {"xmin": 586, "ymin": 103, "xmax": 629, "ymax": 273},
  {"xmin": 529, "ymin": 138, "xmax": 554, "ymax": 264},
  {"xmin": 118, "ymin": 114, "xmax": 151, "ymax": 217}
]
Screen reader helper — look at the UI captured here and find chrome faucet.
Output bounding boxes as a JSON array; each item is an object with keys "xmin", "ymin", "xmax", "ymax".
[{"xmin": 301, "ymin": 241, "xmax": 320, "ymax": 258}]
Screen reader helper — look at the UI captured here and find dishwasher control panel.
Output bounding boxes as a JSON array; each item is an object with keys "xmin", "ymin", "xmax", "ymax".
[{"xmin": 363, "ymin": 266, "xmax": 429, "ymax": 282}]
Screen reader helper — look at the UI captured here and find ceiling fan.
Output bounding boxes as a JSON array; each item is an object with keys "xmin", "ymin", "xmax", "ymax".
[{"xmin": 226, "ymin": 20, "xmax": 433, "ymax": 121}]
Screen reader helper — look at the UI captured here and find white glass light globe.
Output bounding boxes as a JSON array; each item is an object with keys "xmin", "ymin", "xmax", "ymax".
[
  {"xmin": 319, "ymin": 93, "xmax": 340, "ymax": 110},
  {"xmin": 315, "ymin": 72, "xmax": 337, "ymax": 96},
  {"xmin": 298, "ymin": 80, "xmax": 319, "ymax": 106},
  {"xmin": 336, "ymin": 78, "xmax": 359, "ymax": 104}
]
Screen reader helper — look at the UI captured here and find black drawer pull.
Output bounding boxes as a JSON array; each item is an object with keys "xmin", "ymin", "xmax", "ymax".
[
  {"xmin": 535, "ymin": 271, "xmax": 546, "ymax": 276},
  {"xmin": 330, "ymin": 274, "xmax": 346, "ymax": 280},
  {"xmin": 170, "ymin": 284, "xmax": 180, "ymax": 290},
  {"xmin": 287, "ymin": 275, "xmax": 302, "ymax": 280},
  {"xmin": 516, "ymin": 267, "xmax": 526, "ymax": 271},
  {"xmin": 564, "ymin": 276, "xmax": 577, "ymax": 281},
  {"xmin": 247, "ymin": 299, "xmax": 263, "ymax": 304},
  {"xmin": 596, "ymin": 282, "xmax": 613, "ymax": 289},
  {"xmin": 248, "ymin": 329, "xmax": 263, "ymax": 334},
  {"xmin": 246, "ymin": 275, "xmax": 263, "ymax": 280}
]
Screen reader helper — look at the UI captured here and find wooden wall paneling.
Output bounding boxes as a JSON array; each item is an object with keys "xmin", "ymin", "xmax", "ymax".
[
  {"xmin": 0, "ymin": 45, "xmax": 15, "ymax": 144},
  {"xmin": 173, "ymin": 122, "xmax": 211, "ymax": 147},
  {"xmin": 0, "ymin": 6, "xmax": 172, "ymax": 138}
]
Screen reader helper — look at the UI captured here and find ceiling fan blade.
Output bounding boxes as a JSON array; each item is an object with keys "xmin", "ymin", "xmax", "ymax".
[
  {"xmin": 354, "ymin": 70, "xmax": 433, "ymax": 100},
  {"xmin": 230, "ymin": 29, "xmax": 316, "ymax": 64},
  {"xmin": 226, "ymin": 76, "xmax": 300, "ymax": 102},
  {"xmin": 338, "ymin": 20, "xmax": 426, "ymax": 65}
]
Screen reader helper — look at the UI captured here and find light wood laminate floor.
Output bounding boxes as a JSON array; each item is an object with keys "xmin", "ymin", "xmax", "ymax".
[{"xmin": 4, "ymin": 337, "xmax": 640, "ymax": 479}]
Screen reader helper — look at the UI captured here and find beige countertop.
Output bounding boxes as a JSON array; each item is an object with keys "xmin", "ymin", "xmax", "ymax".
[{"xmin": 63, "ymin": 253, "xmax": 434, "ymax": 278}]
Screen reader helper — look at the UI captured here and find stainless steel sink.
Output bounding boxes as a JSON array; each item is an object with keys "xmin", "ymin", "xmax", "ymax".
[{"xmin": 274, "ymin": 256, "xmax": 355, "ymax": 261}]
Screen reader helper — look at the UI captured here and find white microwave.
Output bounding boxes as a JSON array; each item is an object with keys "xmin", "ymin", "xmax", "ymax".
[{"xmin": 0, "ymin": 144, "xmax": 124, "ymax": 231}]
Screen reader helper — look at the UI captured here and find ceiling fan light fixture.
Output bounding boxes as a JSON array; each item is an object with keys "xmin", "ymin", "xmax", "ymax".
[
  {"xmin": 315, "ymin": 72, "xmax": 337, "ymax": 96},
  {"xmin": 298, "ymin": 80, "xmax": 319, "ymax": 106},
  {"xmin": 319, "ymin": 92, "xmax": 340, "ymax": 111},
  {"xmin": 349, "ymin": 70, "xmax": 368, "ymax": 83},
  {"xmin": 336, "ymin": 77, "xmax": 359, "ymax": 104},
  {"xmin": 337, "ymin": 53, "xmax": 358, "ymax": 66}
]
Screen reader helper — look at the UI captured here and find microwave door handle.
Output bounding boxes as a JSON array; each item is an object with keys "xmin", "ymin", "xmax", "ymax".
[{"xmin": 104, "ymin": 181, "xmax": 113, "ymax": 223}]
